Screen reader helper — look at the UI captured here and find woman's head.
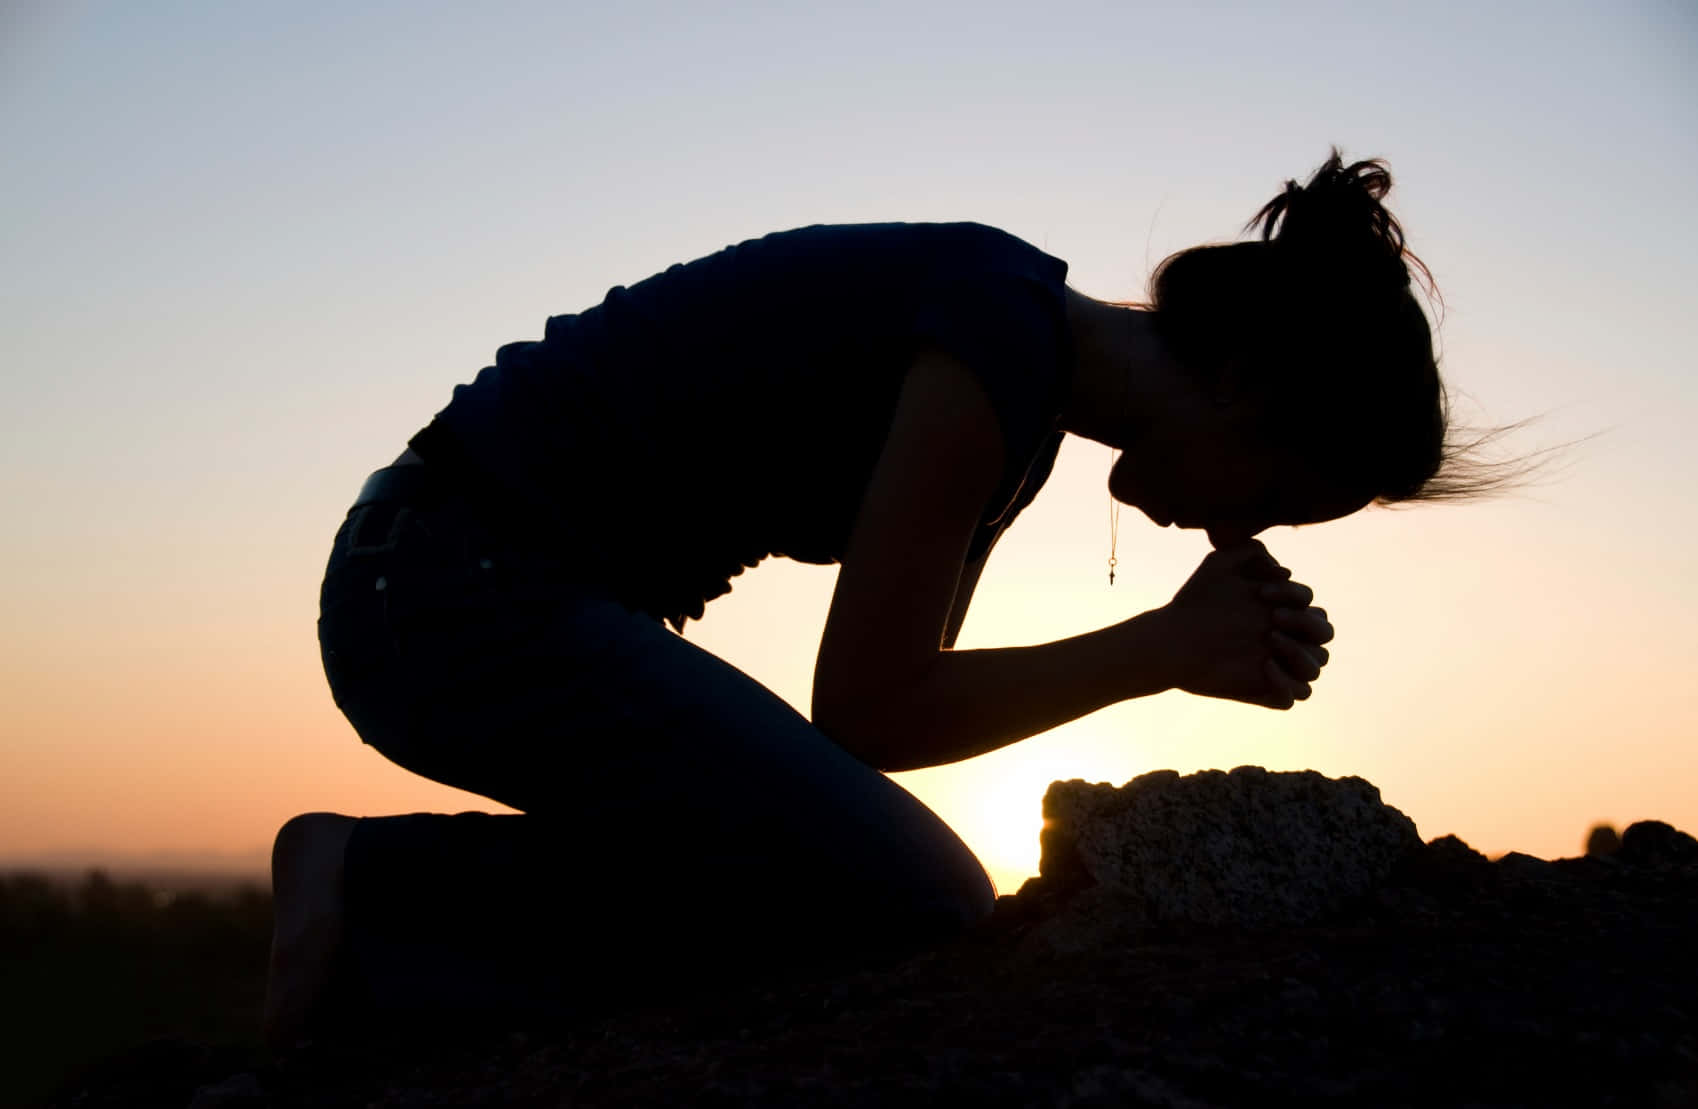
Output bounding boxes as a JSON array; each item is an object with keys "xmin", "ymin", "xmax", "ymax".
[
  {"xmin": 1112, "ymin": 148, "xmax": 1508, "ymax": 540},
  {"xmin": 1164, "ymin": 149, "xmax": 1440, "ymax": 490}
]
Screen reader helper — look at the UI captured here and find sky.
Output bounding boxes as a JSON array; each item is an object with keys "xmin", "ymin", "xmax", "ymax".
[{"xmin": 3, "ymin": 0, "xmax": 1695, "ymax": 895}]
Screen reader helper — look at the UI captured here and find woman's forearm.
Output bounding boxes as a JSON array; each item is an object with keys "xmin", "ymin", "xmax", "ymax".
[{"xmin": 817, "ymin": 608, "xmax": 1181, "ymax": 773}]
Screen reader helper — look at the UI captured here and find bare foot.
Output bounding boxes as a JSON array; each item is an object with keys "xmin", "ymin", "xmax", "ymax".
[{"xmin": 264, "ymin": 812, "xmax": 357, "ymax": 1052}]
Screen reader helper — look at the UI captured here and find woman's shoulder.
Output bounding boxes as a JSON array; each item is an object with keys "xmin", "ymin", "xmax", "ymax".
[
  {"xmin": 751, "ymin": 220, "xmax": 1053, "ymax": 259},
  {"xmin": 732, "ymin": 224, "xmax": 1071, "ymax": 309}
]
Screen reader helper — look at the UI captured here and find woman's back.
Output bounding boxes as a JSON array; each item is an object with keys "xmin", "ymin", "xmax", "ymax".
[{"xmin": 407, "ymin": 221, "xmax": 1075, "ymax": 629}]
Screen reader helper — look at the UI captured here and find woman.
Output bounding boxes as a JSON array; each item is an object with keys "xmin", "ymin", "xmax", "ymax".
[{"xmin": 269, "ymin": 150, "xmax": 1478, "ymax": 1046}]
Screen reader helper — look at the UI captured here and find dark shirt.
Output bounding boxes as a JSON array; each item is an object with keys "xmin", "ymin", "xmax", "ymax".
[{"xmin": 408, "ymin": 221, "xmax": 1074, "ymax": 632}]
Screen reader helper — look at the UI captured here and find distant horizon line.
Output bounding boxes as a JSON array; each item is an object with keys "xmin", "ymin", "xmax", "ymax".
[{"xmin": 0, "ymin": 846, "xmax": 269, "ymax": 875}]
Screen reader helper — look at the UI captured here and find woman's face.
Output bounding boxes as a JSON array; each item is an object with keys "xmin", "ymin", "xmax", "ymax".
[{"xmin": 1108, "ymin": 405, "xmax": 1373, "ymax": 546}]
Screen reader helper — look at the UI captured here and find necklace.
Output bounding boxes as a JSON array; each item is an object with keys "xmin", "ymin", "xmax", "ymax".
[{"xmin": 1108, "ymin": 447, "xmax": 1120, "ymax": 585}]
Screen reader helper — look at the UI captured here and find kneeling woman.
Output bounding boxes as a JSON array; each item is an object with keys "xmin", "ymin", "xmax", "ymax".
[{"xmin": 270, "ymin": 151, "xmax": 1477, "ymax": 1045}]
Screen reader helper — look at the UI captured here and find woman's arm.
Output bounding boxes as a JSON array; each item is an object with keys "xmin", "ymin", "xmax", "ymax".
[
  {"xmin": 941, "ymin": 537, "xmax": 993, "ymax": 651},
  {"xmin": 812, "ymin": 349, "xmax": 1325, "ymax": 773}
]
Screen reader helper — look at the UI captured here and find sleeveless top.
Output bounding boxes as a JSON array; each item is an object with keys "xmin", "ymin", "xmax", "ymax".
[{"xmin": 408, "ymin": 221, "xmax": 1074, "ymax": 633}]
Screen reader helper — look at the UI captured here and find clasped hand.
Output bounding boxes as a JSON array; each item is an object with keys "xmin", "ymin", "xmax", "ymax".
[{"xmin": 1157, "ymin": 539, "xmax": 1333, "ymax": 710}]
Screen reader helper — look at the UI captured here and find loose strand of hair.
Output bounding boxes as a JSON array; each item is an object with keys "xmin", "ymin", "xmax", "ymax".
[{"xmin": 1383, "ymin": 417, "xmax": 1584, "ymax": 505}]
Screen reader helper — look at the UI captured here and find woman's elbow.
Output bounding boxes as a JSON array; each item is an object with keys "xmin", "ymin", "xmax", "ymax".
[
  {"xmin": 812, "ymin": 699, "xmax": 884, "ymax": 768},
  {"xmin": 813, "ymin": 654, "xmax": 945, "ymax": 771},
  {"xmin": 811, "ymin": 696, "xmax": 916, "ymax": 772}
]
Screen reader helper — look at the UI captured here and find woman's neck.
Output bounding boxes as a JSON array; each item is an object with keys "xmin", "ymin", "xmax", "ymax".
[{"xmin": 1058, "ymin": 291, "xmax": 1156, "ymax": 449}]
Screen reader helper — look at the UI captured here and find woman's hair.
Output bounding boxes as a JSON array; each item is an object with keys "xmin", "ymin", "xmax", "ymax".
[{"xmin": 1145, "ymin": 147, "xmax": 1529, "ymax": 505}]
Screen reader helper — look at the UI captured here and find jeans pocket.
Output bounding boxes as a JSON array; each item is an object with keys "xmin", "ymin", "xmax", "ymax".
[
  {"xmin": 317, "ymin": 505, "xmax": 424, "ymax": 744},
  {"xmin": 318, "ymin": 580, "xmax": 399, "ymax": 726}
]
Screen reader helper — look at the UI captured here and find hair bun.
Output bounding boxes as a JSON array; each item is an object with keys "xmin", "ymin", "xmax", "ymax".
[{"xmin": 1248, "ymin": 148, "xmax": 1427, "ymax": 293}]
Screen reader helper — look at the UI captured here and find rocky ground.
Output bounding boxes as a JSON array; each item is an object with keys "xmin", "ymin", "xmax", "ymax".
[{"xmin": 50, "ymin": 770, "xmax": 1698, "ymax": 1109}]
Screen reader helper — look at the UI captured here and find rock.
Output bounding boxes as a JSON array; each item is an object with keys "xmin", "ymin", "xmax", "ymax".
[
  {"xmin": 1395, "ymin": 833, "xmax": 1494, "ymax": 898},
  {"xmin": 1585, "ymin": 823, "xmax": 1621, "ymax": 857},
  {"xmin": 1617, "ymin": 820, "xmax": 1698, "ymax": 868},
  {"xmin": 1061, "ymin": 1064, "xmax": 1219, "ymax": 1108},
  {"xmin": 1039, "ymin": 766, "xmax": 1422, "ymax": 929},
  {"xmin": 187, "ymin": 1071, "xmax": 267, "ymax": 1108},
  {"xmin": 1423, "ymin": 833, "xmax": 1491, "ymax": 869},
  {"xmin": 1496, "ymin": 851, "xmax": 1557, "ymax": 879}
]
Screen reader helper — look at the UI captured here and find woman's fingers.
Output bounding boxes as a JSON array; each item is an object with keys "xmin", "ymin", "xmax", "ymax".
[
  {"xmin": 1168, "ymin": 545, "xmax": 1332, "ymax": 712},
  {"xmin": 1218, "ymin": 540, "xmax": 1290, "ymax": 582},
  {"xmin": 1263, "ymin": 657, "xmax": 1310, "ymax": 708},
  {"xmin": 1272, "ymin": 605, "xmax": 1333, "ymax": 644},
  {"xmin": 1260, "ymin": 581, "xmax": 1314, "ymax": 608},
  {"xmin": 1270, "ymin": 629, "xmax": 1324, "ymax": 681}
]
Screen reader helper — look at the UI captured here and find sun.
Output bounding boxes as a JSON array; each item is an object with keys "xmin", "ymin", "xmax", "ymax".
[{"xmin": 954, "ymin": 752, "xmax": 1091, "ymax": 895}]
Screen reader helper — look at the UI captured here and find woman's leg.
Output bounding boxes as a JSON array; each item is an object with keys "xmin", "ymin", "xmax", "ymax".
[{"xmin": 309, "ymin": 469, "xmax": 994, "ymax": 1021}]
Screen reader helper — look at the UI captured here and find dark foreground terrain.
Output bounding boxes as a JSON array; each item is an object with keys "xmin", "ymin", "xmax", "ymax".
[
  {"xmin": 1, "ymin": 871, "xmax": 271, "ymax": 1109},
  {"xmin": 40, "ymin": 820, "xmax": 1698, "ymax": 1109}
]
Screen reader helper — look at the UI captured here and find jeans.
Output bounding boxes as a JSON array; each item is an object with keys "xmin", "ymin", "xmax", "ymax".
[{"xmin": 316, "ymin": 462, "xmax": 995, "ymax": 1017}]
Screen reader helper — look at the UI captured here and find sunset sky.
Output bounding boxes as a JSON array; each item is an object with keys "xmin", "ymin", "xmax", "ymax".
[{"xmin": 3, "ymin": 1, "xmax": 1695, "ymax": 896}]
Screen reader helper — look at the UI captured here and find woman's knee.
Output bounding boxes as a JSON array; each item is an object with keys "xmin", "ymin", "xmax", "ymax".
[{"xmin": 938, "ymin": 853, "xmax": 997, "ymax": 929}]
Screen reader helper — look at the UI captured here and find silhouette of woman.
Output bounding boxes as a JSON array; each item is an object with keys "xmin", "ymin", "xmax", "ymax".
[{"xmin": 268, "ymin": 151, "xmax": 1479, "ymax": 1046}]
